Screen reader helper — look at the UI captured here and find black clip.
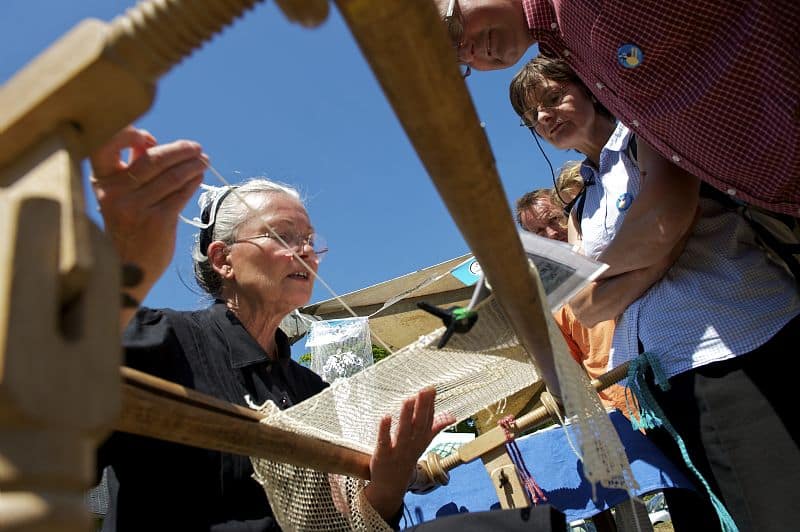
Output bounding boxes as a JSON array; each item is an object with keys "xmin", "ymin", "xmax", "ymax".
[{"xmin": 417, "ymin": 302, "xmax": 478, "ymax": 349}]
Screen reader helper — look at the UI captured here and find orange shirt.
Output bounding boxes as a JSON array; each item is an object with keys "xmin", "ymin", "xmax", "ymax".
[{"xmin": 553, "ymin": 304, "xmax": 629, "ymax": 414}]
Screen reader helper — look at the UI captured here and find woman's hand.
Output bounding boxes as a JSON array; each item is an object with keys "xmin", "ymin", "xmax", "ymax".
[
  {"xmin": 90, "ymin": 126, "xmax": 207, "ymax": 309},
  {"xmin": 364, "ymin": 387, "xmax": 455, "ymax": 520},
  {"xmin": 570, "ymin": 207, "xmax": 699, "ymax": 327}
]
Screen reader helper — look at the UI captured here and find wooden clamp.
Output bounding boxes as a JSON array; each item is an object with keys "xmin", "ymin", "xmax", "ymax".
[
  {"xmin": 0, "ymin": 129, "xmax": 120, "ymax": 531},
  {"xmin": 0, "ymin": 2, "xmax": 325, "ymax": 530}
]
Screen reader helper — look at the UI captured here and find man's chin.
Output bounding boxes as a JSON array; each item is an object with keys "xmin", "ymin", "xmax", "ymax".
[{"xmin": 475, "ymin": 53, "xmax": 525, "ymax": 71}]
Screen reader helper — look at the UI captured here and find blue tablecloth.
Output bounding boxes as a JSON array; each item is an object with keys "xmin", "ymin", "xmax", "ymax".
[{"xmin": 404, "ymin": 410, "xmax": 693, "ymax": 526}]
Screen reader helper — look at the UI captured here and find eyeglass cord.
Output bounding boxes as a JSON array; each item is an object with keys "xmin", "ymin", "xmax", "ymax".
[{"xmin": 528, "ymin": 126, "xmax": 575, "ymax": 207}]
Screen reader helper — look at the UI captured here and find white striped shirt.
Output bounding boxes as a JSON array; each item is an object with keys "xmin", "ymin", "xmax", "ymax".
[{"xmin": 580, "ymin": 123, "xmax": 800, "ymax": 378}]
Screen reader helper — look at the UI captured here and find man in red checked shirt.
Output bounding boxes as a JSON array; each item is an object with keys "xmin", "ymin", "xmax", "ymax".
[
  {"xmin": 434, "ymin": 0, "xmax": 800, "ymax": 219},
  {"xmin": 433, "ymin": 2, "xmax": 800, "ymax": 531}
]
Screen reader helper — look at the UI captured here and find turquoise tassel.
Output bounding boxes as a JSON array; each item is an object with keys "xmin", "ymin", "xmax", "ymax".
[{"xmin": 626, "ymin": 352, "xmax": 739, "ymax": 532}]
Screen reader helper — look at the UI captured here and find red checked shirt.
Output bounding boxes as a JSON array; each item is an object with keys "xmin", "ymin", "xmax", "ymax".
[{"xmin": 523, "ymin": 0, "xmax": 800, "ymax": 217}]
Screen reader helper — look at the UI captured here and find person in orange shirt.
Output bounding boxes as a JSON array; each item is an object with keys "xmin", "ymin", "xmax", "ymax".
[{"xmin": 515, "ymin": 162, "xmax": 627, "ymax": 413}]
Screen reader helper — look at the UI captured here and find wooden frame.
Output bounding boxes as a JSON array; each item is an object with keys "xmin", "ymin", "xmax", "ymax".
[{"xmin": 0, "ymin": 1, "xmax": 571, "ymax": 529}]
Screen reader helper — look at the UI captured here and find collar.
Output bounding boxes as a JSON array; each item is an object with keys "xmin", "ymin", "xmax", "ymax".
[
  {"xmin": 604, "ymin": 121, "xmax": 633, "ymax": 153},
  {"xmin": 580, "ymin": 122, "xmax": 632, "ymax": 179},
  {"xmin": 579, "ymin": 160, "xmax": 597, "ymax": 186},
  {"xmin": 210, "ymin": 301, "xmax": 292, "ymax": 369}
]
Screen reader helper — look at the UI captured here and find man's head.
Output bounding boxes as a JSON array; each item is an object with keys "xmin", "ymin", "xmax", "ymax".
[
  {"xmin": 515, "ymin": 188, "xmax": 568, "ymax": 242},
  {"xmin": 435, "ymin": 0, "xmax": 535, "ymax": 72}
]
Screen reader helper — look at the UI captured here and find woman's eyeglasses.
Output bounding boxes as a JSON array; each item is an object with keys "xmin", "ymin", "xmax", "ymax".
[
  {"xmin": 235, "ymin": 231, "xmax": 328, "ymax": 259},
  {"xmin": 519, "ymin": 85, "xmax": 567, "ymax": 130}
]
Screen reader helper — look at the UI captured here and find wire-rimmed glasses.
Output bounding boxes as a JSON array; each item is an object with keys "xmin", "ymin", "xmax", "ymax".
[
  {"xmin": 235, "ymin": 231, "xmax": 328, "ymax": 260},
  {"xmin": 519, "ymin": 84, "xmax": 567, "ymax": 131},
  {"xmin": 444, "ymin": 0, "xmax": 471, "ymax": 78},
  {"xmin": 517, "ymin": 83, "xmax": 578, "ymax": 210}
]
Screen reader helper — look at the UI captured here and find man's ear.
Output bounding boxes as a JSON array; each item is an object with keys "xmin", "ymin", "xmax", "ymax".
[{"xmin": 207, "ymin": 241, "xmax": 233, "ymax": 278}]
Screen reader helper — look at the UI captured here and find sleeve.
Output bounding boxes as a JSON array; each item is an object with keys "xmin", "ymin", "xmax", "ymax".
[
  {"xmin": 553, "ymin": 306, "xmax": 585, "ymax": 365},
  {"xmin": 121, "ymin": 307, "xmax": 192, "ymax": 382},
  {"xmin": 97, "ymin": 307, "xmax": 192, "ymax": 472}
]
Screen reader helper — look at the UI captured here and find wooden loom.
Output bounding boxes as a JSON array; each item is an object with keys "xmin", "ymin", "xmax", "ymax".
[{"xmin": 0, "ymin": 1, "xmax": 620, "ymax": 529}]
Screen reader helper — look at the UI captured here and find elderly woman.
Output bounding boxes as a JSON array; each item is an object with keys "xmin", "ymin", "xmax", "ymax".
[
  {"xmin": 509, "ymin": 56, "xmax": 800, "ymax": 531},
  {"xmin": 91, "ymin": 127, "xmax": 453, "ymax": 531}
]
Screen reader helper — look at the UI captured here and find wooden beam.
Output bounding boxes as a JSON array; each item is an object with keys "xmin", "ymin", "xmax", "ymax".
[
  {"xmin": 118, "ymin": 367, "xmax": 372, "ymax": 479},
  {"xmin": 335, "ymin": 0, "xmax": 561, "ymax": 396},
  {"xmin": 0, "ymin": 0, "xmax": 265, "ymax": 173}
]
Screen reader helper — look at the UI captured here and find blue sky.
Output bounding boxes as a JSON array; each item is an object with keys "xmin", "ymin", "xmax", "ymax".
[{"xmin": 2, "ymin": 1, "xmax": 574, "ymax": 348}]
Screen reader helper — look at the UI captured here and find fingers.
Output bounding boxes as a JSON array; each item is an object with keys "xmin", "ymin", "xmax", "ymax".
[
  {"xmin": 412, "ymin": 388, "xmax": 454, "ymax": 443},
  {"xmin": 374, "ymin": 414, "xmax": 393, "ymax": 457},
  {"xmin": 90, "ymin": 126, "xmax": 157, "ymax": 178},
  {"xmin": 94, "ymin": 139, "xmax": 206, "ymax": 211},
  {"xmin": 127, "ymin": 140, "xmax": 203, "ymax": 188},
  {"xmin": 160, "ymin": 174, "xmax": 205, "ymax": 218},
  {"xmin": 128, "ymin": 129, "xmax": 157, "ymax": 164},
  {"xmin": 432, "ymin": 411, "xmax": 457, "ymax": 434},
  {"xmin": 378, "ymin": 388, "xmax": 452, "ymax": 456},
  {"xmin": 396, "ymin": 388, "xmax": 450, "ymax": 446},
  {"xmin": 413, "ymin": 387, "xmax": 436, "ymax": 436},
  {"xmin": 132, "ymin": 148, "xmax": 208, "ymax": 207},
  {"xmin": 394, "ymin": 395, "xmax": 416, "ymax": 446}
]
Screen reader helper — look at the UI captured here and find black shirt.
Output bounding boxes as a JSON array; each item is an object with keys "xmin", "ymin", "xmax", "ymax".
[{"xmin": 98, "ymin": 302, "xmax": 328, "ymax": 531}]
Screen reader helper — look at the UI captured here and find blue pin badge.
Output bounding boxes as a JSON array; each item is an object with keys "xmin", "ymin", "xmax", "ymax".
[
  {"xmin": 616, "ymin": 192, "xmax": 634, "ymax": 211},
  {"xmin": 617, "ymin": 43, "xmax": 643, "ymax": 69}
]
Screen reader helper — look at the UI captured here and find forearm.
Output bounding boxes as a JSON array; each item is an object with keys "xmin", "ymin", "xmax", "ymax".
[
  {"xmin": 575, "ymin": 266, "xmax": 665, "ymax": 326},
  {"xmin": 597, "ymin": 197, "xmax": 695, "ymax": 277},
  {"xmin": 572, "ymin": 221, "xmax": 693, "ymax": 327},
  {"xmin": 119, "ymin": 266, "xmax": 159, "ymax": 332},
  {"xmin": 364, "ymin": 482, "xmax": 406, "ymax": 522}
]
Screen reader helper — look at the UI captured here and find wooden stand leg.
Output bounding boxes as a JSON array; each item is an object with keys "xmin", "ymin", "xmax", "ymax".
[{"xmin": 0, "ymin": 137, "xmax": 120, "ymax": 531}]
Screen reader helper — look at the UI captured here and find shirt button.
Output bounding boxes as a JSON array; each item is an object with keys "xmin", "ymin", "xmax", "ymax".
[
  {"xmin": 563, "ymin": 49, "xmax": 571, "ymax": 57},
  {"xmin": 596, "ymin": 82, "xmax": 605, "ymax": 90},
  {"xmin": 727, "ymin": 188, "xmax": 737, "ymax": 196},
  {"xmin": 632, "ymin": 119, "xmax": 640, "ymax": 127},
  {"xmin": 671, "ymin": 154, "xmax": 681, "ymax": 163},
  {"xmin": 550, "ymin": 22, "xmax": 558, "ymax": 30}
]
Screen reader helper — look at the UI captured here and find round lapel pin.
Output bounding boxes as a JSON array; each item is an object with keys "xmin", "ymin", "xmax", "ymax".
[
  {"xmin": 618, "ymin": 43, "xmax": 643, "ymax": 69},
  {"xmin": 616, "ymin": 192, "xmax": 634, "ymax": 211}
]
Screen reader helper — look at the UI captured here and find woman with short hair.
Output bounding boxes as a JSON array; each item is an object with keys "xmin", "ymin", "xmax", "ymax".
[
  {"xmin": 91, "ymin": 126, "xmax": 453, "ymax": 531},
  {"xmin": 509, "ymin": 55, "xmax": 800, "ymax": 531}
]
